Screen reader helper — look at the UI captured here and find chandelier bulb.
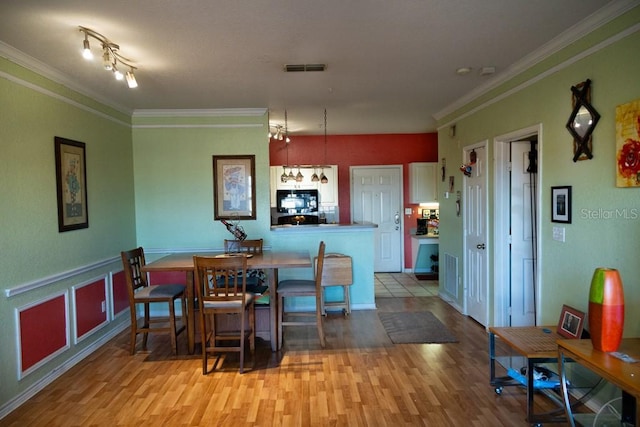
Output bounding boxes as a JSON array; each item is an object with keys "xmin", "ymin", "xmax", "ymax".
[{"xmin": 82, "ymin": 37, "xmax": 93, "ymax": 60}]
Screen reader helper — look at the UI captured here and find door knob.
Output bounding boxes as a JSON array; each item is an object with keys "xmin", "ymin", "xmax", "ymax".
[{"xmin": 476, "ymin": 243, "xmax": 485, "ymax": 250}]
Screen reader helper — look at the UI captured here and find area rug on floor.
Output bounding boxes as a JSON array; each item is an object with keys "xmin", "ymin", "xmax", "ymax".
[{"xmin": 378, "ymin": 311, "xmax": 458, "ymax": 344}]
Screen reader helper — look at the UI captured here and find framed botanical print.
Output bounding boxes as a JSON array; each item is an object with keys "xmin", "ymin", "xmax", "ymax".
[
  {"xmin": 212, "ymin": 155, "xmax": 256, "ymax": 220},
  {"xmin": 55, "ymin": 137, "xmax": 89, "ymax": 232}
]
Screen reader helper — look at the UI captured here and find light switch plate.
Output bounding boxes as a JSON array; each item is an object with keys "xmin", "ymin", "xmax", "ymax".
[
  {"xmin": 404, "ymin": 208, "xmax": 412, "ymax": 215},
  {"xmin": 552, "ymin": 226, "xmax": 565, "ymax": 242}
]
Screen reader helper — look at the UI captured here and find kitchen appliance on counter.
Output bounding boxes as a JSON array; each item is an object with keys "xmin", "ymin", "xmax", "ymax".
[
  {"xmin": 276, "ymin": 189, "xmax": 318, "ymax": 213},
  {"xmin": 417, "ymin": 218, "xmax": 428, "ymax": 235}
]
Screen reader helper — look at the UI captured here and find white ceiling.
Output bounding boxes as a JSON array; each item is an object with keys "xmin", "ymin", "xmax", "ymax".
[{"xmin": 0, "ymin": 0, "xmax": 624, "ymax": 135}]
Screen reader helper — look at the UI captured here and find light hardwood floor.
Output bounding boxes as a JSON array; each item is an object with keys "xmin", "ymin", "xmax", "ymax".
[{"xmin": 1, "ymin": 276, "xmax": 561, "ymax": 426}]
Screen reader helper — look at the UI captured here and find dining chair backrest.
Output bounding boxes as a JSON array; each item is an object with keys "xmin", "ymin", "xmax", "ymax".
[
  {"xmin": 194, "ymin": 255, "xmax": 250, "ymax": 306},
  {"xmin": 224, "ymin": 239, "xmax": 263, "ymax": 255},
  {"xmin": 121, "ymin": 247, "xmax": 149, "ymax": 296},
  {"xmin": 314, "ymin": 241, "xmax": 327, "ymax": 292}
]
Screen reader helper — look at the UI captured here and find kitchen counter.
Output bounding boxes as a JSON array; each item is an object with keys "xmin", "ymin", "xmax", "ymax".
[
  {"xmin": 271, "ymin": 222, "xmax": 377, "ymax": 233},
  {"xmin": 411, "ymin": 233, "xmax": 439, "ymax": 239},
  {"xmin": 411, "ymin": 234, "xmax": 439, "ymax": 276}
]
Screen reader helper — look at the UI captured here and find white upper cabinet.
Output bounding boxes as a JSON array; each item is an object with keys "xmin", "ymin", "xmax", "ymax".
[
  {"xmin": 409, "ymin": 162, "xmax": 438, "ymax": 203},
  {"xmin": 317, "ymin": 166, "xmax": 338, "ymax": 206}
]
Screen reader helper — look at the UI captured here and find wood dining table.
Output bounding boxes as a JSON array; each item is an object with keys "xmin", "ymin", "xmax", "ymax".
[{"xmin": 141, "ymin": 250, "xmax": 312, "ymax": 353}]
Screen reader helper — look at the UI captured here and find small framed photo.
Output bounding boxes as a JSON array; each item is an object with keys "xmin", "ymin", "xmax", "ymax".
[
  {"xmin": 55, "ymin": 137, "xmax": 89, "ymax": 232},
  {"xmin": 212, "ymin": 155, "xmax": 256, "ymax": 220},
  {"xmin": 557, "ymin": 304, "xmax": 585, "ymax": 339},
  {"xmin": 551, "ymin": 186, "xmax": 571, "ymax": 223}
]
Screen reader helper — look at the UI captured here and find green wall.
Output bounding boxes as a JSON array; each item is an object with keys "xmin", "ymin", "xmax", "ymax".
[
  {"xmin": 131, "ymin": 113, "xmax": 271, "ymax": 249},
  {"xmin": 436, "ymin": 7, "xmax": 640, "ymax": 332},
  {"xmin": 0, "ymin": 58, "xmax": 136, "ymax": 409}
]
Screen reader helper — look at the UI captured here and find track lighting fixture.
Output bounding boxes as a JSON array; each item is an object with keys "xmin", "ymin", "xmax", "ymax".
[{"xmin": 79, "ymin": 26, "xmax": 138, "ymax": 89}]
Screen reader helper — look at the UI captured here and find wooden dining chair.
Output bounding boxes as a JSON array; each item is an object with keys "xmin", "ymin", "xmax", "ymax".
[
  {"xmin": 194, "ymin": 254, "xmax": 256, "ymax": 374},
  {"xmin": 277, "ymin": 241, "xmax": 326, "ymax": 350},
  {"xmin": 120, "ymin": 247, "xmax": 187, "ymax": 355}
]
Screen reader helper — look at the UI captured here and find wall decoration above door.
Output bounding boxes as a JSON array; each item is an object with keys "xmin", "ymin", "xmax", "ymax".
[
  {"xmin": 615, "ymin": 99, "xmax": 640, "ymax": 188},
  {"xmin": 566, "ymin": 79, "xmax": 600, "ymax": 162}
]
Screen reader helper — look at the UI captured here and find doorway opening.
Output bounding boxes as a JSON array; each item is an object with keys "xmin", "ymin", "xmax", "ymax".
[{"xmin": 494, "ymin": 125, "xmax": 542, "ymax": 327}]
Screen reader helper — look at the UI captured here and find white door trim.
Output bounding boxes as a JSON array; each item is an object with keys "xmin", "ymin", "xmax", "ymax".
[{"xmin": 493, "ymin": 124, "xmax": 543, "ymax": 327}]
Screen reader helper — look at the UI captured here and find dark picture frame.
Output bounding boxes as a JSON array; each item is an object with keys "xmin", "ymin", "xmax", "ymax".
[
  {"xmin": 551, "ymin": 186, "xmax": 571, "ymax": 223},
  {"xmin": 212, "ymin": 155, "xmax": 256, "ymax": 220},
  {"xmin": 557, "ymin": 304, "xmax": 585, "ymax": 339},
  {"xmin": 55, "ymin": 137, "xmax": 89, "ymax": 232}
]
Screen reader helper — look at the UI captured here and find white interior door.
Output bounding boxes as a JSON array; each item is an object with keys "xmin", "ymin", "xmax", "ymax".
[
  {"xmin": 351, "ymin": 166, "xmax": 403, "ymax": 272},
  {"xmin": 509, "ymin": 141, "xmax": 537, "ymax": 326},
  {"xmin": 464, "ymin": 144, "xmax": 489, "ymax": 326}
]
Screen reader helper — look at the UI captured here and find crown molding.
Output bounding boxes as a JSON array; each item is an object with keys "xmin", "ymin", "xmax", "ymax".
[
  {"xmin": 0, "ymin": 41, "xmax": 132, "ymax": 116},
  {"xmin": 132, "ymin": 108, "xmax": 267, "ymax": 118},
  {"xmin": 434, "ymin": 0, "xmax": 638, "ymax": 121}
]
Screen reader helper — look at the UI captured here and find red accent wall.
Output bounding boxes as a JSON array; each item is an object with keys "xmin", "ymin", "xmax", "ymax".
[
  {"xmin": 75, "ymin": 278, "xmax": 107, "ymax": 339},
  {"xmin": 112, "ymin": 270, "xmax": 129, "ymax": 316},
  {"xmin": 270, "ymin": 133, "xmax": 438, "ymax": 269},
  {"xmin": 19, "ymin": 294, "xmax": 67, "ymax": 372},
  {"xmin": 149, "ymin": 271, "xmax": 187, "ymax": 286}
]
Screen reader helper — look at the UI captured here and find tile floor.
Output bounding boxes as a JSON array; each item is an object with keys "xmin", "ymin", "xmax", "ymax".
[{"xmin": 374, "ymin": 272, "xmax": 439, "ymax": 298}]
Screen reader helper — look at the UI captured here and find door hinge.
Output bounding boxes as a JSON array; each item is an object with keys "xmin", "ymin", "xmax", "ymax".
[
  {"xmin": 507, "ymin": 162, "xmax": 512, "ymax": 172},
  {"xmin": 507, "ymin": 235, "xmax": 512, "ymax": 244}
]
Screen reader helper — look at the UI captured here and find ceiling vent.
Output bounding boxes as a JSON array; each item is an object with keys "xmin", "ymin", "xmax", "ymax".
[{"xmin": 284, "ymin": 64, "xmax": 327, "ymax": 72}]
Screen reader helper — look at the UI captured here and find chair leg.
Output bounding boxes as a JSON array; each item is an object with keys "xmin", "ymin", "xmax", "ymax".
[
  {"xmin": 344, "ymin": 285, "xmax": 351, "ymax": 315},
  {"xmin": 200, "ymin": 311, "xmax": 208, "ymax": 375},
  {"xmin": 142, "ymin": 303, "xmax": 150, "ymax": 350},
  {"xmin": 168, "ymin": 300, "xmax": 178, "ymax": 355},
  {"xmin": 249, "ymin": 305, "xmax": 255, "ymax": 353},
  {"xmin": 130, "ymin": 308, "xmax": 138, "ymax": 355},
  {"xmin": 277, "ymin": 294, "xmax": 284, "ymax": 351}
]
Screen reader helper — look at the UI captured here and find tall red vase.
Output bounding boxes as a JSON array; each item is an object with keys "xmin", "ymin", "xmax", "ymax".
[{"xmin": 588, "ymin": 268, "xmax": 624, "ymax": 352}]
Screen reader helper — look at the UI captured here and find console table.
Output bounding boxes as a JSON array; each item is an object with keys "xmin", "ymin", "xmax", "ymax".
[
  {"xmin": 558, "ymin": 338, "xmax": 640, "ymax": 426},
  {"xmin": 489, "ymin": 326, "xmax": 567, "ymax": 425}
]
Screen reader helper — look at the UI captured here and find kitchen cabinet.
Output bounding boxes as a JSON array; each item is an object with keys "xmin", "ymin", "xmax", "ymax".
[
  {"xmin": 270, "ymin": 166, "xmax": 339, "ymax": 207},
  {"xmin": 317, "ymin": 166, "xmax": 338, "ymax": 206},
  {"xmin": 409, "ymin": 162, "xmax": 438, "ymax": 204}
]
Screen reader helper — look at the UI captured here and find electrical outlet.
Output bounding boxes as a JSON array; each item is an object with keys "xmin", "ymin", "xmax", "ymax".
[
  {"xmin": 101, "ymin": 301, "xmax": 106, "ymax": 313},
  {"xmin": 404, "ymin": 208, "xmax": 412, "ymax": 215},
  {"xmin": 552, "ymin": 226, "xmax": 565, "ymax": 242}
]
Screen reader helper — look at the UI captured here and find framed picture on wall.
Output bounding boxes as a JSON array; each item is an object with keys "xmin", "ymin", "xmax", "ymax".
[
  {"xmin": 551, "ymin": 186, "xmax": 571, "ymax": 223},
  {"xmin": 55, "ymin": 137, "xmax": 89, "ymax": 232},
  {"xmin": 212, "ymin": 155, "xmax": 256, "ymax": 220}
]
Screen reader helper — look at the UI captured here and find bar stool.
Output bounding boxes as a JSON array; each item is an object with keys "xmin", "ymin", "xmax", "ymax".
[{"xmin": 316, "ymin": 253, "xmax": 353, "ymax": 316}]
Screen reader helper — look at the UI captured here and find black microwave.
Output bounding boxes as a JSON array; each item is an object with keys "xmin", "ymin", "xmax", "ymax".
[{"xmin": 276, "ymin": 189, "xmax": 319, "ymax": 213}]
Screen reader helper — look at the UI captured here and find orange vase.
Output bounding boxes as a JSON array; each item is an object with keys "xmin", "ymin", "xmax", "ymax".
[{"xmin": 588, "ymin": 268, "xmax": 624, "ymax": 352}]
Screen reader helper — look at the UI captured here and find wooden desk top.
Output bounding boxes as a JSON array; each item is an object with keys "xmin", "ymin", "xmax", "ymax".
[
  {"xmin": 143, "ymin": 250, "xmax": 311, "ymax": 271},
  {"xmin": 557, "ymin": 338, "xmax": 640, "ymax": 397},
  {"xmin": 489, "ymin": 326, "xmax": 562, "ymax": 359}
]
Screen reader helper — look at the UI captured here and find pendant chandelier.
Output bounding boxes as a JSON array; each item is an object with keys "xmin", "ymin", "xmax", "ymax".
[{"xmin": 320, "ymin": 109, "xmax": 329, "ymax": 184}]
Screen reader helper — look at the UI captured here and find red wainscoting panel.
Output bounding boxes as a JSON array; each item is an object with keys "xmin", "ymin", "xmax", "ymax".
[
  {"xmin": 149, "ymin": 271, "xmax": 187, "ymax": 286},
  {"xmin": 74, "ymin": 277, "xmax": 108, "ymax": 341},
  {"xmin": 111, "ymin": 270, "xmax": 129, "ymax": 316},
  {"xmin": 19, "ymin": 293, "xmax": 68, "ymax": 375}
]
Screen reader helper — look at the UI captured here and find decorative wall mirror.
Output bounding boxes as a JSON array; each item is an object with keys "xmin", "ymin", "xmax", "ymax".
[{"xmin": 566, "ymin": 79, "xmax": 600, "ymax": 162}]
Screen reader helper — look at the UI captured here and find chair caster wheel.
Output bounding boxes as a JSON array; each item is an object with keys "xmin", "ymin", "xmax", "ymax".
[{"xmin": 494, "ymin": 386, "xmax": 503, "ymax": 395}]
